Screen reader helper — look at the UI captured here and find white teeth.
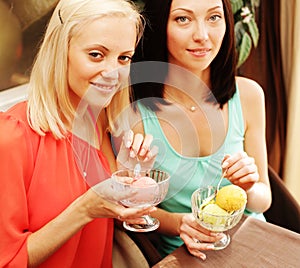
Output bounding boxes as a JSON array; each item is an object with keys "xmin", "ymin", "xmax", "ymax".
[
  {"xmin": 192, "ymin": 50, "xmax": 209, "ymax": 55},
  {"xmin": 188, "ymin": 49, "xmax": 210, "ymax": 55},
  {"xmin": 91, "ymin": 82, "xmax": 116, "ymax": 91}
]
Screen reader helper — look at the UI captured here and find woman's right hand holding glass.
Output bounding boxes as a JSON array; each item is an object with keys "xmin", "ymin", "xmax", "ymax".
[
  {"xmin": 78, "ymin": 178, "xmax": 157, "ymax": 224},
  {"xmin": 179, "ymin": 214, "xmax": 225, "ymax": 261}
]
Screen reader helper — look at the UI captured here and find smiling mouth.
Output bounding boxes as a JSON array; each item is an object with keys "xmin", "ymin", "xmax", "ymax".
[
  {"xmin": 187, "ymin": 49, "xmax": 211, "ymax": 56},
  {"xmin": 90, "ymin": 82, "xmax": 118, "ymax": 92}
]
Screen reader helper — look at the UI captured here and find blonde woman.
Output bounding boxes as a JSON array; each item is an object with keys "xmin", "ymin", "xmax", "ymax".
[{"xmin": 0, "ymin": 0, "xmax": 154, "ymax": 267}]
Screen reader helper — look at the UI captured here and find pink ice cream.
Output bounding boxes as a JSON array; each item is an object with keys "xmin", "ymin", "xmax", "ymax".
[
  {"xmin": 130, "ymin": 176, "xmax": 159, "ymax": 205},
  {"xmin": 132, "ymin": 176, "xmax": 157, "ymax": 187},
  {"xmin": 115, "ymin": 175, "xmax": 159, "ymax": 206}
]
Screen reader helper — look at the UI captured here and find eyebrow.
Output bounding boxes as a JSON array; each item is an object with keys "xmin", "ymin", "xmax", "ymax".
[
  {"xmin": 87, "ymin": 44, "xmax": 135, "ymax": 54},
  {"xmin": 170, "ymin": 5, "xmax": 223, "ymax": 14}
]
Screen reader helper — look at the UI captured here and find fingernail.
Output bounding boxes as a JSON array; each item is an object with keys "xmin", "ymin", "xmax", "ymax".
[
  {"xmin": 200, "ymin": 255, "xmax": 206, "ymax": 261},
  {"xmin": 143, "ymin": 156, "xmax": 149, "ymax": 162},
  {"xmin": 125, "ymin": 141, "xmax": 131, "ymax": 148},
  {"xmin": 130, "ymin": 150, "xmax": 136, "ymax": 158},
  {"xmin": 222, "ymin": 161, "xmax": 229, "ymax": 168},
  {"xmin": 140, "ymin": 148, "xmax": 146, "ymax": 156}
]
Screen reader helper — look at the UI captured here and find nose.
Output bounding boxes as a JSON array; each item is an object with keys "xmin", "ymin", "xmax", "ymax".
[
  {"xmin": 193, "ymin": 21, "xmax": 209, "ymax": 42},
  {"xmin": 102, "ymin": 60, "xmax": 119, "ymax": 80},
  {"xmin": 102, "ymin": 68, "xmax": 119, "ymax": 80}
]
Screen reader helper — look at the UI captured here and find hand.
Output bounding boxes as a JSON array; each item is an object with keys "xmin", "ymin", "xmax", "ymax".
[
  {"xmin": 116, "ymin": 130, "xmax": 158, "ymax": 171},
  {"xmin": 79, "ymin": 179, "xmax": 157, "ymax": 222},
  {"xmin": 179, "ymin": 214, "xmax": 225, "ymax": 260},
  {"xmin": 222, "ymin": 152, "xmax": 259, "ymax": 191}
]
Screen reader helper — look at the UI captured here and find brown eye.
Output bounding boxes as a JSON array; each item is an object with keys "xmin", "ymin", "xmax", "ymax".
[
  {"xmin": 89, "ymin": 51, "xmax": 103, "ymax": 59},
  {"xmin": 119, "ymin": 55, "xmax": 132, "ymax": 64},
  {"xmin": 89, "ymin": 52, "xmax": 100, "ymax": 58}
]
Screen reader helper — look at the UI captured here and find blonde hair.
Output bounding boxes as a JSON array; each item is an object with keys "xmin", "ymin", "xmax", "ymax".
[{"xmin": 27, "ymin": 0, "xmax": 144, "ymax": 139}]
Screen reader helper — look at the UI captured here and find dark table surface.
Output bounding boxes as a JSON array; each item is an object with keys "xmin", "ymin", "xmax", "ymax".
[{"xmin": 153, "ymin": 215, "xmax": 300, "ymax": 267}]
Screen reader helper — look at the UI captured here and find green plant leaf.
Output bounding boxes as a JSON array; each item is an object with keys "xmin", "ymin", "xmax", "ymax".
[
  {"xmin": 232, "ymin": 2, "xmax": 260, "ymax": 67},
  {"xmin": 230, "ymin": 0, "xmax": 244, "ymax": 14},
  {"xmin": 234, "ymin": 21, "xmax": 246, "ymax": 47},
  {"xmin": 247, "ymin": 18, "xmax": 259, "ymax": 47},
  {"xmin": 237, "ymin": 32, "xmax": 252, "ymax": 67}
]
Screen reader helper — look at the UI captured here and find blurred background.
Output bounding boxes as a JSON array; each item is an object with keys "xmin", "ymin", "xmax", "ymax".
[{"xmin": 0, "ymin": 0, "xmax": 299, "ymax": 204}]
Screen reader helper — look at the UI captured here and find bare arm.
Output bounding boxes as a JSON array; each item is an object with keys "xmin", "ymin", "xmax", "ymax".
[
  {"xmin": 27, "ymin": 185, "xmax": 156, "ymax": 267},
  {"xmin": 234, "ymin": 76, "xmax": 272, "ymax": 212}
]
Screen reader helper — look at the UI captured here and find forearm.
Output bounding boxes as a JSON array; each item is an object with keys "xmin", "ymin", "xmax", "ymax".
[
  {"xmin": 27, "ymin": 196, "xmax": 92, "ymax": 267},
  {"xmin": 152, "ymin": 208, "xmax": 184, "ymax": 236},
  {"xmin": 246, "ymin": 182, "xmax": 271, "ymax": 213}
]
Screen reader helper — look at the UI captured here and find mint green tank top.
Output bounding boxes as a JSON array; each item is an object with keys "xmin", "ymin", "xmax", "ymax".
[{"xmin": 137, "ymin": 88, "xmax": 265, "ymax": 257}]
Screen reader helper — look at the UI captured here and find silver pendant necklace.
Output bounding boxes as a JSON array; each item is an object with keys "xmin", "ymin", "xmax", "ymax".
[
  {"xmin": 67, "ymin": 134, "xmax": 91, "ymax": 178},
  {"xmin": 164, "ymin": 91, "xmax": 197, "ymax": 112},
  {"xmin": 189, "ymin": 105, "xmax": 197, "ymax": 112}
]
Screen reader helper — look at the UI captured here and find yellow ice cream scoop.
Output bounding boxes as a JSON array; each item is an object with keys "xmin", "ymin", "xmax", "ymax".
[
  {"xmin": 201, "ymin": 203, "xmax": 229, "ymax": 225},
  {"xmin": 215, "ymin": 185, "xmax": 247, "ymax": 211}
]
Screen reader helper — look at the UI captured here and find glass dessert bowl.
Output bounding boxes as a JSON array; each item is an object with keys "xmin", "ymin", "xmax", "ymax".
[
  {"xmin": 191, "ymin": 185, "xmax": 246, "ymax": 250},
  {"xmin": 112, "ymin": 169, "xmax": 170, "ymax": 232}
]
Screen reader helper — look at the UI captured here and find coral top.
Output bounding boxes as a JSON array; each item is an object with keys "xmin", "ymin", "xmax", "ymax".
[{"xmin": 0, "ymin": 102, "xmax": 113, "ymax": 267}]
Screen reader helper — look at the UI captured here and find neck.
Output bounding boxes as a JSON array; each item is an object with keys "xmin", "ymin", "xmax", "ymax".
[
  {"xmin": 164, "ymin": 86, "xmax": 199, "ymax": 112},
  {"xmin": 164, "ymin": 68, "xmax": 211, "ymax": 103}
]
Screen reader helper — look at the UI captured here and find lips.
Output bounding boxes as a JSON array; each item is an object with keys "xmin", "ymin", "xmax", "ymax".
[
  {"xmin": 187, "ymin": 48, "xmax": 211, "ymax": 56},
  {"xmin": 90, "ymin": 82, "xmax": 118, "ymax": 92}
]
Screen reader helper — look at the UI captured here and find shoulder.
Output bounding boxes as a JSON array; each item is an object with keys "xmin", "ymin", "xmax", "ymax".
[
  {"xmin": 236, "ymin": 76, "xmax": 265, "ymax": 104},
  {"xmin": 2, "ymin": 101, "xmax": 28, "ymax": 122},
  {"xmin": 0, "ymin": 101, "xmax": 39, "ymax": 150},
  {"xmin": 235, "ymin": 76, "xmax": 266, "ymax": 129}
]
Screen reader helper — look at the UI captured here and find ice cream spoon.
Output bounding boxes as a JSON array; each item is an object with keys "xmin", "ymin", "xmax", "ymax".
[{"xmin": 200, "ymin": 171, "xmax": 227, "ymax": 209}]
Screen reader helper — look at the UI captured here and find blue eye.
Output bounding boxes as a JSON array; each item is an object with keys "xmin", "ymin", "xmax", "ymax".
[
  {"xmin": 175, "ymin": 16, "xmax": 189, "ymax": 24},
  {"xmin": 209, "ymin": 14, "xmax": 222, "ymax": 22}
]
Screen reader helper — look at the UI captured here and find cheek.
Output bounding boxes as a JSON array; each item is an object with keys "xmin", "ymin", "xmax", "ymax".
[
  {"xmin": 214, "ymin": 27, "xmax": 226, "ymax": 48},
  {"xmin": 119, "ymin": 65, "xmax": 130, "ymax": 82},
  {"xmin": 68, "ymin": 60, "xmax": 91, "ymax": 87},
  {"xmin": 167, "ymin": 29, "xmax": 186, "ymax": 54}
]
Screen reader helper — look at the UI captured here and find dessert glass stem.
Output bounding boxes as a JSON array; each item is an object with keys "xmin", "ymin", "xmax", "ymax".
[{"xmin": 123, "ymin": 215, "xmax": 160, "ymax": 232}]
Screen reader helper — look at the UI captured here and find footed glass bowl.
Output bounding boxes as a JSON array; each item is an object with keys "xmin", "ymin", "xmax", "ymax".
[{"xmin": 191, "ymin": 186, "xmax": 245, "ymax": 249}]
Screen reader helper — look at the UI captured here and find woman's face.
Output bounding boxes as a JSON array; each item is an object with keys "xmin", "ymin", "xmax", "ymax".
[
  {"xmin": 167, "ymin": 0, "xmax": 226, "ymax": 77},
  {"xmin": 68, "ymin": 16, "xmax": 136, "ymax": 108}
]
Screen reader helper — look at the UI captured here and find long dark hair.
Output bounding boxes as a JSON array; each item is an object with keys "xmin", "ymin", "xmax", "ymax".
[{"xmin": 131, "ymin": 0, "xmax": 237, "ymax": 109}]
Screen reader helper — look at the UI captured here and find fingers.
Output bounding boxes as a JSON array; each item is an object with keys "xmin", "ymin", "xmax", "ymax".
[
  {"xmin": 222, "ymin": 152, "xmax": 259, "ymax": 187},
  {"xmin": 116, "ymin": 206, "xmax": 157, "ymax": 221},
  {"xmin": 179, "ymin": 214, "xmax": 223, "ymax": 261},
  {"xmin": 123, "ymin": 130, "xmax": 154, "ymax": 161},
  {"xmin": 123, "ymin": 129, "xmax": 134, "ymax": 148},
  {"xmin": 131, "ymin": 133, "xmax": 153, "ymax": 160},
  {"xmin": 181, "ymin": 233, "xmax": 214, "ymax": 260},
  {"xmin": 92, "ymin": 178, "xmax": 137, "ymax": 202}
]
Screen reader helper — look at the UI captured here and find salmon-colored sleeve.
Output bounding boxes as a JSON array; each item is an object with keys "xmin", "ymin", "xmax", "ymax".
[{"xmin": 0, "ymin": 113, "xmax": 35, "ymax": 267}]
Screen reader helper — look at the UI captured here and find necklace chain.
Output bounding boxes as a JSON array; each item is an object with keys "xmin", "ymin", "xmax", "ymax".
[
  {"xmin": 67, "ymin": 135, "xmax": 91, "ymax": 178},
  {"xmin": 164, "ymin": 90, "xmax": 197, "ymax": 112}
]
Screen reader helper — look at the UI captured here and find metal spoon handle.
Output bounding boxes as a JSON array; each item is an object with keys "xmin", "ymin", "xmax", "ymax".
[
  {"xmin": 217, "ymin": 170, "xmax": 227, "ymax": 191},
  {"xmin": 133, "ymin": 162, "xmax": 141, "ymax": 177}
]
